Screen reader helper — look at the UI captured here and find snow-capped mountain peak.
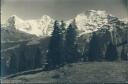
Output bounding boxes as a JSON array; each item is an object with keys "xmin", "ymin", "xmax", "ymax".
[
  {"xmin": 7, "ymin": 15, "xmax": 24, "ymax": 26},
  {"xmin": 41, "ymin": 15, "xmax": 53, "ymax": 22},
  {"xmin": 6, "ymin": 15, "xmax": 54, "ymax": 36},
  {"xmin": 4, "ymin": 10, "xmax": 128, "ymax": 37},
  {"xmin": 86, "ymin": 10, "xmax": 107, "ymax": 16},
  {"xmin": 8, "ymin": 15, "xmax": 23, "ymax": 22},
  {"xmin": 74, "ymin": 10, "xmax": 109, "ymax": 34}
]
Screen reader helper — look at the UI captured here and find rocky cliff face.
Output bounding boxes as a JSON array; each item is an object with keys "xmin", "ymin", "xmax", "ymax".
[
  {"xmin": 77, "ymin": 12, "xmax": 128, "ymax": 60},
  {"xmin": 1, "ymin": 10, "xmax": 128, "ymax": 76},
  {"xmin": 78, "ymin": 19, "xmax": 128, "ymax": 61}
]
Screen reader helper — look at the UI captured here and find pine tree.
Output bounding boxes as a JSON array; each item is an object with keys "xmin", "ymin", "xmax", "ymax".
[
  {"xmin": 1, "ymin": 58, "xmax": 7, "ymax": 76},
  {"xmin": 105, "ymin": 42, "xmax": 118, "ymax": 61},
  {"xmin": 18, "ymin": 44, "xmax": 27, "ymax": 72},
  {"xmin": 88, "ymin": 32, "xmax": 103, "ymax": 61},
  {"xmin": 19, "ymin": 49, "xmax": 26, "ymax": 72},
  {"xmin": 82, "ymin": 44, "xmax": 89, "ymax": 62},
  {"xmin": 65, "ymin": 20, "xmax": 78, "ymax": 63},
  {"xmin": 9, "ymin": 53, "xmax": 17, "ymax": 74},
  {"xmin": 34, "ymin": 47, "xmax": 42, "ymax": 68},
  {"xmin": 46, "ymin": 20, "xmax": 63, "ymax": 69},
  {"xmin": 59, "ymin": 21, "xmax": 66, "ymax": 65},
  {"xmin": 121, "ymin": 47, "xmax": 128, "ymax": 61},
  {"xmin": 61, "ymin": 21, "xmax": 66, "ymax": 34}
]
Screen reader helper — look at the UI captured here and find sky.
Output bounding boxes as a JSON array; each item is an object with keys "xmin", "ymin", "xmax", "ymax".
[{"xmin": 1, "ymin": 0, "xmax": 128, "ymax": 24}]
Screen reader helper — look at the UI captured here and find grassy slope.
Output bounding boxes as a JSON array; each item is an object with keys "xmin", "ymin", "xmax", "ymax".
[{"xmin": 4, "ymin": 62, "xmax": 128, "ymax": 83}]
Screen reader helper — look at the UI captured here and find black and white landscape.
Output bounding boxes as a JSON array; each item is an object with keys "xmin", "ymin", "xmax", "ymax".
[{"xmin": 1, "ymin": 10, "xmax": 128, "ymax": 83}]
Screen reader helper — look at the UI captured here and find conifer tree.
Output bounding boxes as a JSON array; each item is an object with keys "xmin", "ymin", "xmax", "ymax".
[
  {"xmin": 34, "ymin": 48, "xmax": 42, "ymax": 68},
  {"xmin": 9, "ymin": 53, "xmax": 17, "ymax": 74},
  {"xmin": 65, "ymin": 20, "xmax": 78, "ymax": 63},
  {"xmin": 46, "ymin": 20, "xmax": 63, "ymax": 69},
  {"xmin": 59, "ymin": 21, "xmax": 66, "ymax": 65},
  {"xmin": 121, "ymin": 47, "xmax": 128, "ymax": 61},
  {"xmin": 105, "ymin": 42, "xmax": 118, "ymax": 61},
  {"xmin": 88, "ymin": 32, "xmax": 103, "ymax": 61},
  {"xmin": 18, "ymin": 44, "xmax": 26, "ymax": 72},
  {"xmin": 82, "ymin": 44, "xmax": 89, "ymax": 62}
]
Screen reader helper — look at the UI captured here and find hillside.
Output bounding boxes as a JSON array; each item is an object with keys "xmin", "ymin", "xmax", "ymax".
[
  {"xmin": 1, "ymin": 10, "xmax": 128, "ymax": 77},
  {"xmin": 3, "ymin": 62, "xmax": 128, "ymax": 83}
]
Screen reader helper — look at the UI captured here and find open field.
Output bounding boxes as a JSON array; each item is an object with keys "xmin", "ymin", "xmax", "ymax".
[{"xmin": 2, "ymin": 62, "xmax": 128, "ymax": 83}]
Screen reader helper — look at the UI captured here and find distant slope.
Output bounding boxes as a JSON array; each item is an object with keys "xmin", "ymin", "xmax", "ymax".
[
  {"xmin": 1, "ymin": 25, "xmax": 38, "ymax": 50},
  {"xmin": 4, "ymin": 62, "xmax": 128, "ymax": 83},
  {"xmin": 1, "ymin": 27, "xmax": 37, "ymax": 43}
]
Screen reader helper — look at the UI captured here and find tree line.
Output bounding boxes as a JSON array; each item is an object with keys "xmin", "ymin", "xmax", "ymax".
[
  {"xmin": 45, "ymin": 20, "xmax": 79, "ymax": 69},
  {"xmin": 45, "ymin": 20, "xmax": 128, "ymax": 70}
]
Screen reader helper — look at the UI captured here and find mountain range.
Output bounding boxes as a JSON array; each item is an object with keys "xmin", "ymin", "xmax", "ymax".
[
  {"xmin": 1, "ymin": 10, "xmax": 128, "ymax": 78},
  {"xmin": 3, "ymin": 10, "xmax": 128, "ymax": 37}
]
